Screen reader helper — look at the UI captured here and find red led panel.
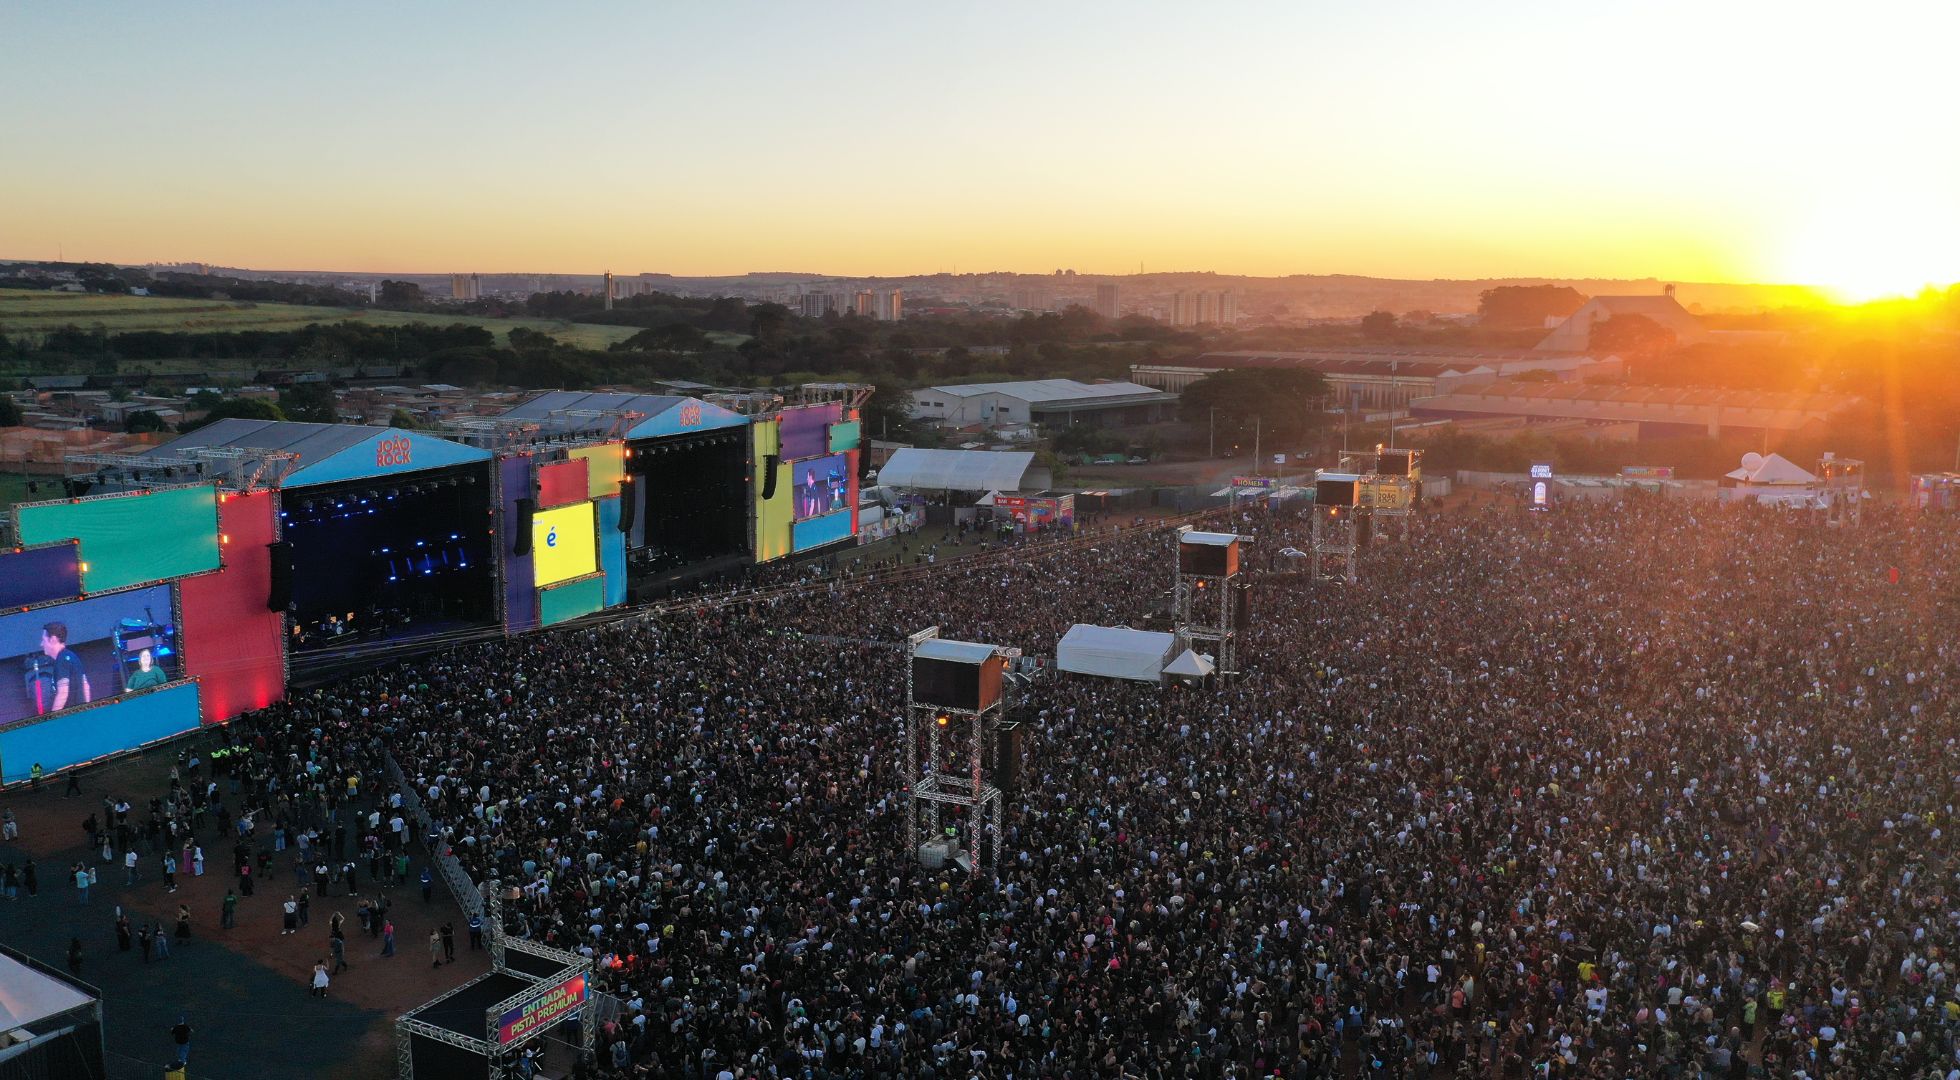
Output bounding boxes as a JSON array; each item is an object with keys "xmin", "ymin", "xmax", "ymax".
[{"xmin": 179, "ymin": 490, "xmax": 286, "ymax": 724}]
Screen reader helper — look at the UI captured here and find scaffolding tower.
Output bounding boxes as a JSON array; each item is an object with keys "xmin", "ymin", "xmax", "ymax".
[
  {"xmin": 1311, "ymin": 472, "xmax": 1362, "ymax": 584},
  {"xmin": 903, "ymin": 628, "xmax": 1016, "ymax": 874},
  {"xmin": 1818, "ymin": 453, "xmax": 1865, "ymax": 527},
  {"xmin": 1173, "ymin": 527, "xmax": 1243, "ymax": 680}
]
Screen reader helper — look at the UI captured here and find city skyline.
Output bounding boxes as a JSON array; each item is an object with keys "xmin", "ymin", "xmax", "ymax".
[{"xmin": 3, "ymin": 2, "xmax": 1957, "ymax": 300}]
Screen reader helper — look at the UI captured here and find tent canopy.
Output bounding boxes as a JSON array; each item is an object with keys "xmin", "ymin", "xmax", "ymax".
[
  {"xmin": 1056, "ymin": 624, "xmax": 1176, "ymax": 683},
  {"xmin": 0, "ymin": 951, "xmax": 91, "ymax": 1029},
  {"xmin": 1164, "ymin": 649, "xmax": 1216, "ymax": 678},
  {"xmin": 1725, "ymin": 452, "xmax": 1816, "ymax": 486},
  {"xmin": 877, "ymin": 448, "xmax": 1042, "ymax": 493},
  {"xmin": 916, "ymin": 638, "xmax": 997, "ymax": 664}
]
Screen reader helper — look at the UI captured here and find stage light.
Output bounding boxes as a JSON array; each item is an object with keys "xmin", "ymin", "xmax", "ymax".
[{"xmin": 935, "ymin": 712, "xmax": 951, "ymax": 728}]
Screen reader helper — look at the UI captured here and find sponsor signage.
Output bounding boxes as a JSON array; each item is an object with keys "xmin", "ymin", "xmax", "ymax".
[{"xmin": 496, "ymin": 974, "xmax": 587, "ymax": 1045}]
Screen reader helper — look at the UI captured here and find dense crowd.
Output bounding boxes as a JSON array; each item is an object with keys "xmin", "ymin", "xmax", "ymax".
[{"xmin": 234, "ymin": 496, "xmax": 1960, "ymax": 1078}]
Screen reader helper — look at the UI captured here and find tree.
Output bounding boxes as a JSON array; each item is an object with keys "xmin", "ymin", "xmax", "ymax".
[
  {"xmin": 388, "ymin": 409, "xmax": 428, "ymax": 430},
  {"xmin": 748, "ymin": 303, "xmax": 792, "ymax": 343},
  {"xmin": 181, "ymin": 397, "xmax": 285, "ymax": 432},
  {"xmin": 377, "ymin": 280, "xmax": 423, "ymax": 305},
  {"xmin": 1179, "ymin": 368, "xmax": 1333, "ymax": 445},
  {"xmin": 1478, "ymin": 285, "xmax": 1588, "ymax": 329},
  {"xmin": 125, "ymin": 409, "xmax": 167, "ymax": 434},
  {"xmin": 0, "ymin": 395, "xmax": 20, "ymax": 427},
  {"xmin": 861, "ymin": 383, "xmax": 915, "ymax": 443},
  {"xmin": 279, "ymin": 381, "xmax": 339, "ymax": 424},
  {"xmin": 616, "ymin": 323, "xmax": 707, "ymax": 353},
  {"xmin": 1360, "ymin": 311, "xmax": 1398, "ymax": 338}
]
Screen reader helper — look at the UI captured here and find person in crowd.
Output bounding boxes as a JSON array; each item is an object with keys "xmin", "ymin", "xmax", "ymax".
[{"xmin": 202, "ymin": 498, "xmax": 1960, "ymax": 1077}]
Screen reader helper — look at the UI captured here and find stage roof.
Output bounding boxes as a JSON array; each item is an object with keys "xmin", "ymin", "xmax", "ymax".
[
  {"xmin": 501, "ymin": 391, "xmax": 748, "ymax": 441},
  {"xmin": 147, "ymin": 419, "xmax": 492, "ymax": 489},
  {"xmin": 0, "ymin": 951, "xmax": 92, "ymax": 1029},
  {"xmin": 877, "ymin": 448, "xmax": 1040, "ymax": 492}
]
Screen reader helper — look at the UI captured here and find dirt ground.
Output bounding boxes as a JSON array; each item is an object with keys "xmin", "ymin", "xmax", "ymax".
[{"xmin": 0, "ymin": 737, "xmax": 489, "ymax": 1080}]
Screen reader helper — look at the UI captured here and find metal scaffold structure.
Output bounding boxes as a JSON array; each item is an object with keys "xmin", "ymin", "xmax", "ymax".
[
  {"xmin": 903, "ymin": 628, "xmax": 1016, "ymax": 874},
  {"xmin": 1311, "ymin": 472, "xmax": 1362, "ymax": 584},
  {"xmin": 395, "ymin": 878, "xmax": 596, "ymax": 1079},
  {"xmin": 1173, "ymin": 526, "xmax": 1244, "ymax": 680},
  {"xmin": 1818, "ymin": 453, "xmax": 1865, "ymax": 527}
]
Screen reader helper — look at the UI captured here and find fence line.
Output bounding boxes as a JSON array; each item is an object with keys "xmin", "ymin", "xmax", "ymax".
[{"xmin": 380, "ymin": 749, "xmax": 483, "ymax": 919}]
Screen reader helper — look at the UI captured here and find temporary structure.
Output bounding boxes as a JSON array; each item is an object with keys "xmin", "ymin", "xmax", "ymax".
[
  {"xmin": 1722, "ymin": 452, "xmax": 1820, "ymax": 506},
  {"xmin": 1163, "ymin": 649, "xmax": 1216, "ymax": 680},
  {"xmin": 1056, "ymin": 624, "xmax": 1177, "ymax": 683}
]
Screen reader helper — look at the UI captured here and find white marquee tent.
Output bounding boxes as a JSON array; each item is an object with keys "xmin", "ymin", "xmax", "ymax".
[
  {"xmin": 875, "ymin": 449, "xmax": 1050, "ymax": 493},
  {"xmin": 1056, "ymin": 624, "xmax": 1177, "ymax": 683}
]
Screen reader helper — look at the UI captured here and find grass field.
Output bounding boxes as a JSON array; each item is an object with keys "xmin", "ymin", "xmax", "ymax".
[{"xmin": 0, "ymin": 291, "xmax": 707, "ymax": 351}]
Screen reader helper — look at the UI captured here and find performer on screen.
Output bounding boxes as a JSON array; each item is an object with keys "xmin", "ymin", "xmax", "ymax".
[
  {"xmin": 801, "ymin": 468, "xmax": 821, "ymax": 517},
  {"xmin": 126, "ymin": 648, "xmax": 168, "ymax": 692},
  {"xmin": 37, "ymin": 622, "xmax": 90, "ymax": 714}
]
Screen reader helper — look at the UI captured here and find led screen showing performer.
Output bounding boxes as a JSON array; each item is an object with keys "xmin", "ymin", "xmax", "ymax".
[
  {"xmin": 791, "ymin": 454, "xmax": 850, "ymax": 521},
  {"xmin": 1, "ymin": 584, "xmax": 179, "ymax": 723}
]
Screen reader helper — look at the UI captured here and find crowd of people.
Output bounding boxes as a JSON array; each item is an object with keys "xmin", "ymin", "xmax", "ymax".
[{"xmin": 225, "ymin": 495, "xmax": 1960, "ymax": 1078}]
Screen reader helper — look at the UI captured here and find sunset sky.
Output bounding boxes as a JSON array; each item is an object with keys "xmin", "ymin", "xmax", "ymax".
[{"xmin": 4, "ymin": 2, "xmax": 1956, "ymax": 296}]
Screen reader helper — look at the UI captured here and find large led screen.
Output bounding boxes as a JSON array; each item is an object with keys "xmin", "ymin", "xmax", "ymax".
[
  {"xmin": 791, "ymin": 454, "xmax": 851, "ymax": 522},
  {"xmin": 0, "ymin": 585, "xmax": 179, "ymax": 725},
  {"xmin": 779, "ymin": 402, "xmax": 842, "ymax": 460},
  {"xmin": 16, "ymin": 485, "xmax": 220, "ymax": 593},
  {"xmin": 531, "ymin": 502, "xmax": 597, "ymax": 587}
]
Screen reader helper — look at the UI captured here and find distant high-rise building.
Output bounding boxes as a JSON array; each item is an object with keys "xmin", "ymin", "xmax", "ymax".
[
  {"xmin": 799, "ymin": 291, "xmax": 838, "ymax": 318},
  {"xmin": 603, "ymin": 271, "xmax": 615, "ymax": 311},
  {"xmin": 876, "ymin": 289, "xmax": 904, "ymax": 321},
  {"xmin": 1169, "ymin": 290, "xmax": 1232, "ymax": 326},
  {"xmin": 1010, "ymin": 285, "xmax": 1050, "ymax": 312},
  {"xmin": 1095, "ymin": 283, "xmax": 1120, "ymax": 319},
  {"xmin": 853, "ymin": 290, "xmax": 875, "ymax": 317},
  {"xmin": 450, "ymin": 273, "xmax": 481, "ymax": 301}
]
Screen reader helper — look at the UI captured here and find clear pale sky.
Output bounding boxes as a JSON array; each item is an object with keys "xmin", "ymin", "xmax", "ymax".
[{"xmin": 2, "ymin": 2, "xmax": 1955, "ymax": 295}]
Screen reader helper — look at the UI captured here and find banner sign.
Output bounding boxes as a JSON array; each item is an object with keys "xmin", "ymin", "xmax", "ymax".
[
  {"xmin": 1232, "ymin": 476, "xmax": 1274, "ymax": 488},
  {"xmin": 496, "ymin": 974, "xmax": 587, "ymax": 1045},
  {"xmin": 1621, "ymin": 465, "xmax": 1675, "ymax": 480}
]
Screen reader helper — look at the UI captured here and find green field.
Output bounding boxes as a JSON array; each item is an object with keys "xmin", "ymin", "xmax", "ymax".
[{"xmin": 0, "ymin": 290, "xmax": 693, "ymax": 351}]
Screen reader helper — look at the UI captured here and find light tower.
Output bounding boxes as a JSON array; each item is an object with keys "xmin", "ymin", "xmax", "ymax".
[
  {"xmin": 1368, "ymin": 445, "xmax": 1421, "ymax": 541},
  {"xmin": 1311, "ymin": 472, "xmax": 1361, "ymax": 584},
  {"xmin": 904, "ymin": 628, "xmax": 1015, "ymax": 873},
  {"xmin": 1173, "ymin": 527, "xmax": 1244, "ymax": 680},
  {"xmin": 1817, "ymin": 452, "xmax": 1865, "ymax": 527}
]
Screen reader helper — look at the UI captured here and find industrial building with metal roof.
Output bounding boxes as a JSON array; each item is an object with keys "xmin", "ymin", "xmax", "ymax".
[{"xmin": 908, "ymin": 380, "xmax": 1176, "ymax": 429}]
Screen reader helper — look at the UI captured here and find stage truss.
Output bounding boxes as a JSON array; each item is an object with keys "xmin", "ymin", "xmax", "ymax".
[
  {"xmin": 1173, "ymin": 525, "xmax": 1243, "ymax": 680},
  {"xmin": 903, "ymin": 628, "xmax": 1017, "ymax": 874}
]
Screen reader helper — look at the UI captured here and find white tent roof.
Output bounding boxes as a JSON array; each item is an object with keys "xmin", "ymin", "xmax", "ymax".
[
  {"xmin": 1056, "ymin": 624, "xmax": 1176, "ymax": 683},
  {"xmin": 878, "ymin": 448, "xmax": 1037, "ymax": 493},
  {"xmin": 0, "ymin": 951, "xmax": 91, "ymax": 1029},
  {"xmin": 916, "ymin": 638, "xmax": 997, "ymax": 664},
  {"xmin": 1164, "ymin": 649, "xmax": 1216, "ymax": 678},
  {"xmin": 1725, "ymin": 452, "xmax": 1816, "ymax": 485}
]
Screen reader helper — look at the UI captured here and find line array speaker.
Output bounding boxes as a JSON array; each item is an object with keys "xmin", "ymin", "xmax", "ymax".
[{"xmin": 513, "ymin": 498, "xmax": 536, "ymax": 555}]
